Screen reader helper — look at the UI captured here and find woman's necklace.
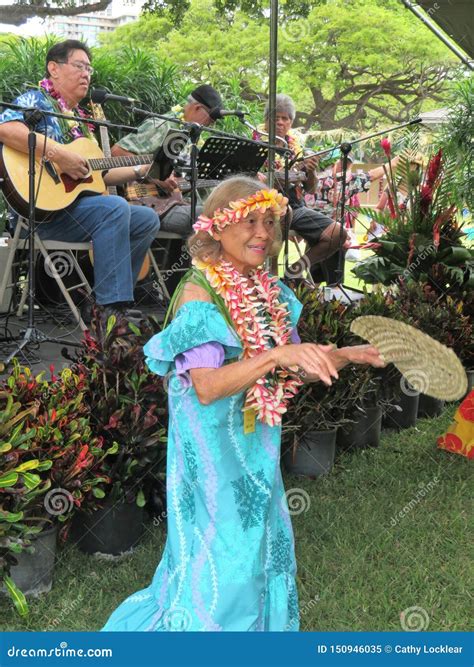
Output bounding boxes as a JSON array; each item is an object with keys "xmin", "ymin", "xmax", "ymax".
[{"xmin": 194, "ymin": 258, "xmax": 303, "ymax": 427}]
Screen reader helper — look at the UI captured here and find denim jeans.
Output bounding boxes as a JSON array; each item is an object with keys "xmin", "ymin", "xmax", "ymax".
[{"xmin": 36, "ymin": 194, "xmax": 160, "ymax": 305}]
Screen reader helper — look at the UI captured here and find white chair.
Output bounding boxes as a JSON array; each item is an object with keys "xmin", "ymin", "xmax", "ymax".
[{"xmin": 0, "ymin": 217, "xmax": 93, "ymax": 330}]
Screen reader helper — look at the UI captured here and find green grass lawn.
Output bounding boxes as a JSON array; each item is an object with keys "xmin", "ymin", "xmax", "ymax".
[{"xmin": 0, "ymin": 405, "xmax": 471, "ymax": 632}]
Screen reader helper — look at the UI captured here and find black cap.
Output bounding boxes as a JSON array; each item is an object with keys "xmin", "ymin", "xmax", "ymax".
[{"xmin": 191, "ymin": 84, "xmax": 222, "ymax": 112}]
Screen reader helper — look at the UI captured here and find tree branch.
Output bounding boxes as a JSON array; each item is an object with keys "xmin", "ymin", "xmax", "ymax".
[{"xmin": 1, "ymin": 1, "xmax": 113, "ymax": 26}]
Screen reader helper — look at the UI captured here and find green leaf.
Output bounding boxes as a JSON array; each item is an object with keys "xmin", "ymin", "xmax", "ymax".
[
  {"xmin": 15, "ymin": 460, "xmax": 40, "ymax": 473},
  {"xmin": 0, "ymin": 442, "xmax": 12, "ymax": 454},
  {"xmin": 92, "ymin": 488, "xmax": 106, "ymax": 499},
  {"xmin": 20, "ymin": 472, "xmax": 41, "ymax": 490},
  {"xmin": 4, "ymin": 575, "xmax": 29, "ymax": 617},
  {"xmin": 128, "ymin": 322, "xmax": 141, "ymax": 335},
  {"xmin": 0, "ymin": 510, "xmax": 24, "ymax": 523},
  {"xmin": 0, "ymin": 472, "xmax": 19, "ymax": 488},
  {"xmin": 36, "ymin": 460, "xmax": 53, "ymax": 471},
  {"xmin": 136, "ymin": 489, "xmax": 146, "ymax": 508},
  {"xmin": 106, "ymin": 314, "xmax": 117, "ymax": 337}
]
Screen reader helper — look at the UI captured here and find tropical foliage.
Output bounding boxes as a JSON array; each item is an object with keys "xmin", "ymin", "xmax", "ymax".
[{"xmin": 352, "ymin": 141, "xmax": 474, "ymax": 295}]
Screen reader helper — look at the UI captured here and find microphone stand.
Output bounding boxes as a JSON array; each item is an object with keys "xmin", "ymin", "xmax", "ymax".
[{"xmin": 0, "ymin": 103, "xmax": 139, "ymax": 366}]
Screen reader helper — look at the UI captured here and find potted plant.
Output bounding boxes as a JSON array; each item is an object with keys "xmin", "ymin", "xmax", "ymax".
[
  {"xmin": 65, "ymin": 313, "xmax": 168, "ymax": 556},
  {"xmin": 352, "ymin": 143, "xmax": 474, "ymax": 297},
  {"xmin": 0, "ymin": 361, "xmax": 110, "ymax": 615},
  {"xmin": 282, "ymin": 286, "xmax": 379, "ymax": 474},
  {"xmin": 393, "ymin": 281, "xmax": 473, "ymax": 413},
  {"xmin": 344, "ymin": 286, "xmax": 421, "ymax": 430}
]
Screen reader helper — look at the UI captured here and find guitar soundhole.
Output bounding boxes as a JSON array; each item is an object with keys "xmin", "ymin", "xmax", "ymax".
[{"xmin": 61, "ymin": 173, "xmax": 93, "ymax": 193}]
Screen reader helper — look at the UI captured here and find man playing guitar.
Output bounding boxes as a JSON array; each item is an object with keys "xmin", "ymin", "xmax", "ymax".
[
  {"xmin": 0, "ymin": 39, "xmax": 160, "ymax": 324},
  {"xmin": 111, "ymin": 84, "xmax": 223, "ymax": 236}
]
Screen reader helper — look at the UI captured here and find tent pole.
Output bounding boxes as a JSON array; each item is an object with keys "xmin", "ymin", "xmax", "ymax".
[
  {"xmin": 400, "ymin": 0, "xmax": 473, "ymax": 70},
  {"xmin": 268, "ymin": 0, "xmax": 279, "ymax": 187}
]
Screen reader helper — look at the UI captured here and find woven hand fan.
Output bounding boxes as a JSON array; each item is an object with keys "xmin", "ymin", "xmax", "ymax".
[{"xmin": 350, "ymin": 316, "xmax": 468, "ymax": 401}]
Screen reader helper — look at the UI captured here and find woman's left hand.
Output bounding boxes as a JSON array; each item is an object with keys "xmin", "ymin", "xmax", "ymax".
[{"xmin": 338, "ymin": 344, "xmax": 386, "ymax": 368}]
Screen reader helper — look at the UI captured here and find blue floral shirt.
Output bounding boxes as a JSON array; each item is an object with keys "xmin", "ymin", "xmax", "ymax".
[{"xmin": 0, "ymin": 89, "xmax": 71, "ymax": 143}]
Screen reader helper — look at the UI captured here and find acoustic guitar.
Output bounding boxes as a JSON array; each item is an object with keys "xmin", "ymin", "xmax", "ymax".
[{"xmin": 0, "ymin": 136, "xmax": 154, "ymax": 221}]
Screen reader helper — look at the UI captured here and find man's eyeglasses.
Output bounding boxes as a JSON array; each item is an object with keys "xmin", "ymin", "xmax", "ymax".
[{"xmin": 57, "ymin": 60, "xmax": 94, "ymax": 75}]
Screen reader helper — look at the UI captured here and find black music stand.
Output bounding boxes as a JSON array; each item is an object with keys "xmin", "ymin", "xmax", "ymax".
[{"xmin": 197, "ymin": 136, "xmax": 268, "ymax": 180}]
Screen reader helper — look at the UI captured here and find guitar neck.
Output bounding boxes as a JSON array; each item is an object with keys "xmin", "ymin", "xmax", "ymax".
[{"xmin": 87, "ymin": 154, "xmax": 154, "ymax": 171}]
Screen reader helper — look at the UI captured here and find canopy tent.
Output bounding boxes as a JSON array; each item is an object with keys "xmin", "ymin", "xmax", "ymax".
[{"xmin": 400, "ymin": 0, "xmax": 474, "ymax": 68}]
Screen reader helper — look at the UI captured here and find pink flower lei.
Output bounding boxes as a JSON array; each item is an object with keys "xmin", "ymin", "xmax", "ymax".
[
  {"xmin": 193, "ymin": 257, "xmax": 303, "ymax": 427},
  {"xmin": 39, "ymin": 78, "xmax": 96, "ymax": 139},
  {"xmin": 193, "ymin": 188, "xmax": 288, "ymax": 238}
]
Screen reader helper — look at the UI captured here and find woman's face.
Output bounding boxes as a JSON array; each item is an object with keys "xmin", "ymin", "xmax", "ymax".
[
  {"xmin": 265, "ymin": 112, "xmax": 292, "ymax": 140},
  {"xmin": 215, "ymin": 209, "xmax": 278, "ymax": 275}
]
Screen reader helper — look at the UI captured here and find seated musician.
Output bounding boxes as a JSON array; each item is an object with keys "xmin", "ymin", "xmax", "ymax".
[
  {"xmin": 0, "ymin": 39, "xmax": 160, "ymax": 324},
  {"xmin": 253, "ymin": 94, "xmax": 349, "ymax": 284},
  {"xmin": 111, "ymin": 84, "xmax": 223, "ymax": 236}
]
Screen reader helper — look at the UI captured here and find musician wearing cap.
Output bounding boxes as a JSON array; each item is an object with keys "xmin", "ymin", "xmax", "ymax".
[
  {"xmin": 0, "ymin": 39, "xmax": 160, "ymax": 324},
  {"xmin": 111, "ymin": 84, "xmax": 223, "ymax": 236},
  {"xmin": 253, "ymin": 94, "xmax": 350, "ymax": 283}
]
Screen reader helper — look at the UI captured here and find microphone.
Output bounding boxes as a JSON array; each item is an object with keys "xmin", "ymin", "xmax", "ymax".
[
  {"xmin": 91, "ymin": 88, "xmax": 137, "ymax": 105},
  {"xmin": 209, "ymin": 107, "xmax": 246, "ymax": 121}
]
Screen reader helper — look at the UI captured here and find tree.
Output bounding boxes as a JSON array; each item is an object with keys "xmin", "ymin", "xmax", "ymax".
[
  {"xmin": 102, "ymin": 0, "xmax": 455, "ymax": 131},
  {"xmin": 1, "ymin": 1, "xmax": 113, "ymax": 26}
]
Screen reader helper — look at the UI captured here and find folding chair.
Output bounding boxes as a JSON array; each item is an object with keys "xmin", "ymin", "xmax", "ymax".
[
  {"xmin": 0, "ymin": 217, "xmax": 93, "ymax": 330},
  {"xmin": 149, "ymin": 230, "xmax": 186, "ymax": 300}
]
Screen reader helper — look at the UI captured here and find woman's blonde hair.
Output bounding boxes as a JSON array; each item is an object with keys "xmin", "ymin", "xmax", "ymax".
[{"xmin": 187, "ymin": 175, "xmax": 283, "ymax": 264}]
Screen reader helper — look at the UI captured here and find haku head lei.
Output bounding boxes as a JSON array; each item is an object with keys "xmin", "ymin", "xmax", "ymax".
[{"xmin": 192, "ymin": 188, "xmax": 288, "ymax": 238}]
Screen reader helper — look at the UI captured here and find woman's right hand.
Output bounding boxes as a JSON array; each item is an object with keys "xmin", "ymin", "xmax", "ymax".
[{"xmin": 272, "ymin": 343, "xmax": 339, "ymax": 386}]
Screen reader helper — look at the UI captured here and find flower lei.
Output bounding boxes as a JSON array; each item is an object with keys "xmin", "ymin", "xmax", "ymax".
[
  {"xmin": 192, "ymin": 257, "xmax": 303, "ymax": 427},
  {"xmin": 253, "ymin": 125, "xmax": 304, "ymax": 171},
  {"xmin": 39, "ymin": 78, "xmax": 95, "ymax": 141},
  {"xmin": 193, "ymin": 188, "xmax": 288, "ymax": 238}
]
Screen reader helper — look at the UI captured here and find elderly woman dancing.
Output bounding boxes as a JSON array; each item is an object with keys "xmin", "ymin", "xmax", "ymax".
[{"xmin": 103, "ymin": 176, "xmax": 385, "ymax": 632}]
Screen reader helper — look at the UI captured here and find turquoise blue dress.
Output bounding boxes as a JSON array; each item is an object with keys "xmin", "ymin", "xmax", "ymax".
[{"xmin": 103, "ymin": 281, "xmax": 302, "ymax": 632}]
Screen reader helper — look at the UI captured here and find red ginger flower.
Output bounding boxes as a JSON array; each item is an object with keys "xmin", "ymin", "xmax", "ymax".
[
  {"xmin": 425, "ymin": 149, "xmax": 442, "ymax": 188},
  {"xmin": 380, "ymin": 137, "xmax": 391, "ymax": 158}
]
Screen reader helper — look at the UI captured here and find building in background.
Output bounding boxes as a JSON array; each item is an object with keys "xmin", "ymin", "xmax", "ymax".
[{"xmin": 44, "ymin": 0, "xmax": 145, "ymax": 46}]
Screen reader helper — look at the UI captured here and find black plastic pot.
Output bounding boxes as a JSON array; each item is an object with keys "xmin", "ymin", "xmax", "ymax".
[
  {"xmin": 71, "ymin": 499, "xmax": 145, "ymax": 556},
  {"xmin": 383, "ymin": 390, "xmax": 419, "ymax": 430},
  {"xmin": 282, "ymin": 429, "xmax": 337, "ymax": 478},
  {"xmin": 418, "ymin": 393, "xmax": 445, "ymax": 418},
  {"xmin": 9, "ymin": 525, "xmax": 57, "ymax": 596},
  {"xmin": 337, "ymin": 405, "xmax": 382, "ymax": 451}
]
